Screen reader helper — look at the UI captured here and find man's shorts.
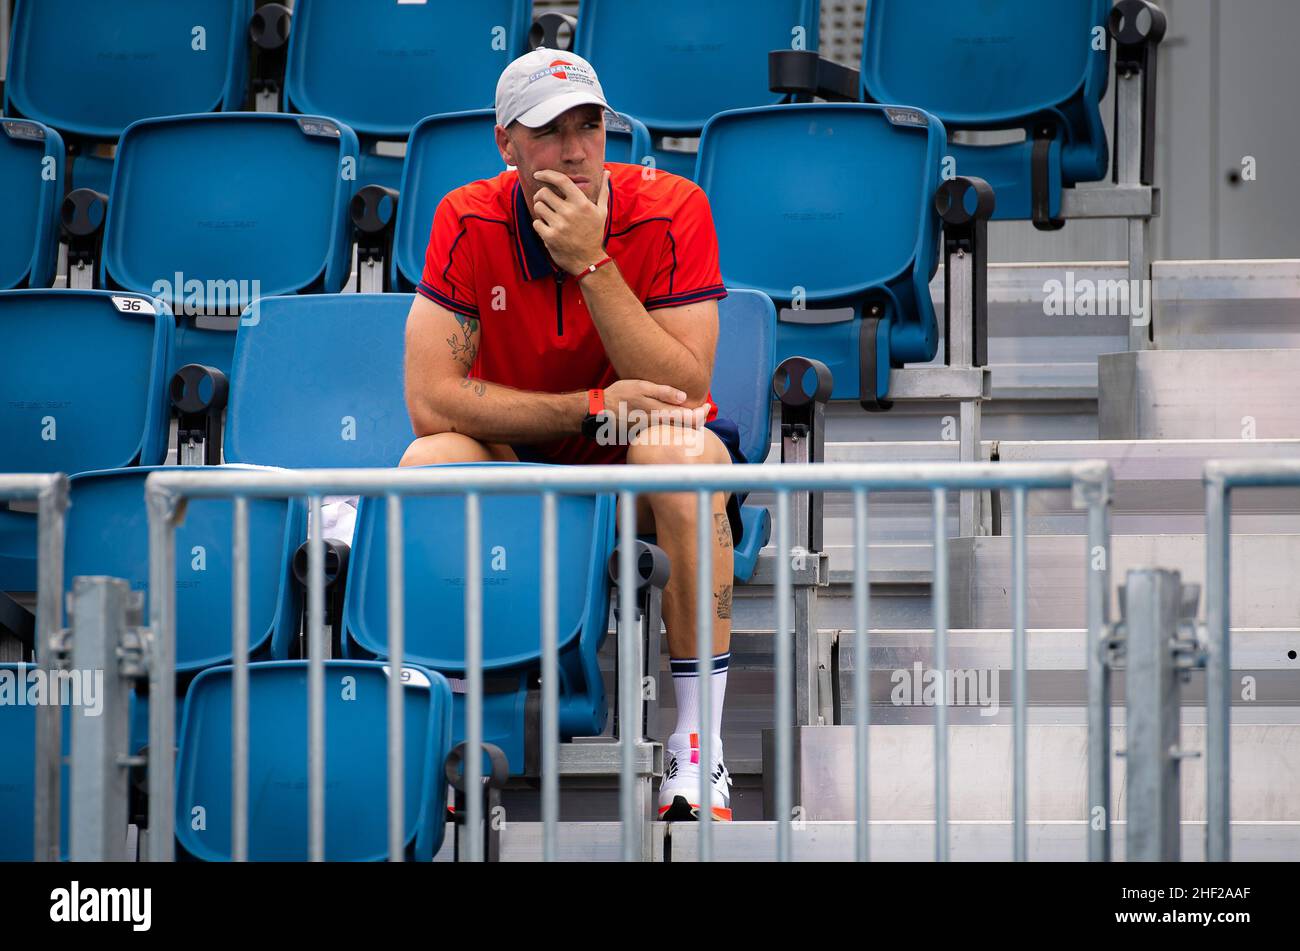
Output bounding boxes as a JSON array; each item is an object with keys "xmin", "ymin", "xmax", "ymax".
[{"xmin": 511, "ymin": 417, "xmax": 748, "ymax": 547}]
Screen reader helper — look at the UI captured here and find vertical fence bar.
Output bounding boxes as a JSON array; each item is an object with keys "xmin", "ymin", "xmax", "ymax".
[
  {"xmin": 1011, "ymin": 487, "xmax": 1028, "ymax": 862},
  {"xmin": 1086, "ymin": 481, "xmax": 1112, "ymax": 861},
  {"xmin": 617, "ymin": 491, "xmax": 638, "ymax": 861},
  {"xmin": 932, "ymin": 488, "xmax": 949, "ymax": 863},
  {"xmin": 33, "ymin": 477, "xmax": 67, "ymax": 862},
  {"xmin": 464, "ymin": 491, "xmax": 484, "ymax": 863},
  {"xmin": 852, "ymin": 487, "xmax": 870, "ymax": 863},
  {"xmin": 695, "ymin": 489, "xmax": 714, "ymax": 860},
  {"xmin": 147, "ymin": 486, "xmax": 178, "ymax": 861},
  {"xmin": 386, "ymin": 493, "xmax": 405, "ymax": 862},
  {"xmin": 307, "ymin": 495, "xmax": 326, "ymax": 862},
  {"xmin": 775, "ymin": 490, "xmax": 793, "ymax": 862},
  {"xmin": 147, "ymin": 499, "xmax": 178, "ymax": 862},
  {"xmin": 540, "ymin": 492, "xmax": 559, "ymax": 862},
  {"xmin": 1204, "ymin": 479, "xmax": 1230, "ymax": 861},
  {"xmin": 231, "ymin": 496, "xmax": 250, "ymax": 862}
]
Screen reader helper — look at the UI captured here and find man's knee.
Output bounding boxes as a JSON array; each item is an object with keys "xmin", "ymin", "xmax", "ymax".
[
  {"xmin": 399, "ymin": 432, "xmax": 492, "ymax": 467},
  {"xmin": 626, "ymin": 423, "xmax": 731, "ymax": 467}
]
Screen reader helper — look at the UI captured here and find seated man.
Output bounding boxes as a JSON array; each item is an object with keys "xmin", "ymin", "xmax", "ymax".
[{"xmin": 400, "ymin": 48, "xmax": 741, "ymax": 821}]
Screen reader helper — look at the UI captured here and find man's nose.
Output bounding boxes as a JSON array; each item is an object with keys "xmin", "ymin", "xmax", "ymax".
[{"xmin": 559, "ymin": 129, "xmax": 587, "ymax": 163}]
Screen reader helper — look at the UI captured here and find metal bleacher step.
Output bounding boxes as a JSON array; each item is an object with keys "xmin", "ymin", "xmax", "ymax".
[
  {"xmin": 432, "ymin": 818, "xmax": 1300, "ymax": 861},
  {"xmin": 1099, "ymin": 349, "xmax": 1300, "ymax": 439},
  {"xmin": 949, "ymin": 533, "xmax": 1300, "ymax": 629}
]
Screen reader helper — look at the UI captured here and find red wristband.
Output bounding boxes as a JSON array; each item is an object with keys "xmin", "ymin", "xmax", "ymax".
[
  {"xmin": 575, "ymin": 255, "xmax": 614, "ymax": 283},
  {"xmin": 587, "ymin": 388, "xmax": 605, "ymax": 415}
]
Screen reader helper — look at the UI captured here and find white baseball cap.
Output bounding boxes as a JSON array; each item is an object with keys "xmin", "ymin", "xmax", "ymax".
[{"xmin": 495, "ymin": 47, "xmax": 609, "ymax": 128}]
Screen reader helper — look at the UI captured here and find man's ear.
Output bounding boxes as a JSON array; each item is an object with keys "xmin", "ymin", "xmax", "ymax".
[{"xmin": 494, "ymin": 124, "xmax": 516, "ymax": 167}]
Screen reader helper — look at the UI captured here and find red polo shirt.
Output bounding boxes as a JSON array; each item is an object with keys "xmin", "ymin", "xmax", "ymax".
[{"xmin": 417, "ymin": 162, "xmax": 728, "ymax": 464}]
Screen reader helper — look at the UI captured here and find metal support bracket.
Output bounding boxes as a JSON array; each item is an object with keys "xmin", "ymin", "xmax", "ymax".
[{"xmin": 67, "ymin": 576, "xmax": 145, "ymax": 861}]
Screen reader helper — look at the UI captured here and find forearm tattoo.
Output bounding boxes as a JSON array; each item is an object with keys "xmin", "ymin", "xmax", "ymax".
[{"xmin": 459, "ymin": 377, "xmax": 487, "ymax": 397}]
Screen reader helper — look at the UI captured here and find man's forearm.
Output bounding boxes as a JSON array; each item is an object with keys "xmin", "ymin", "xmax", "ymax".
[
  {"xmin": 412, "ymin": 377, "xmax": 586, "ymax": 444},
  {"xmin": 579, "ymin": 263, "xmax": 710, "ymax": 401}
]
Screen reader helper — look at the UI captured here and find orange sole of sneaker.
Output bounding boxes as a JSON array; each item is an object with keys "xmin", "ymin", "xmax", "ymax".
[{"xmin": 658, "ymin": 796, "xmax": 733, "ymax": 822}]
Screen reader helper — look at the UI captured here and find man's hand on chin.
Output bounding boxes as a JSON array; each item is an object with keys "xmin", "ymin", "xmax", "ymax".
[{"xmin": 531, "ymin": 168, "xmax": 611, "ymax": 275}]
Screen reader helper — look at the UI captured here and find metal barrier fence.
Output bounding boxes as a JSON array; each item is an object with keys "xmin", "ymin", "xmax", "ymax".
[
  {"xmin": 1203, "ymin": 458, "xmax": 1300, "ymax": 863},
  {"xmin": 136, "ymin": 460, "xmax": 1113, "ymax": 862},
  {"xmin": 0, "ymin": 473, "xmax": 68, "ymax": 862}
]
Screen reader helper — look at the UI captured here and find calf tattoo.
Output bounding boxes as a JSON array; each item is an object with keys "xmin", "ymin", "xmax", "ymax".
[
  {"xmin": 714, "ymin": 512, "xmax": 732, "ymax": 549},
  {"xmin": 715, "ymin": 584, "xmax": 733, "ymax": 620}
]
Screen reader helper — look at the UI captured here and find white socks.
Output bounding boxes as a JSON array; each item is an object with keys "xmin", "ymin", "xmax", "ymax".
[{"xmin": 668, "ymin": 652, "xmax": 729, "ymax": 760}]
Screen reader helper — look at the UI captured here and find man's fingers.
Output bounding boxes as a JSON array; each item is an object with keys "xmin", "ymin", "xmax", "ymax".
[
  {"xmin": 647, "ymin": 384, "xmax": 688, "ymax": 404},
  {"xmin": 596, "ymin": 170, "xmax": 611, "ymax": 215},
  {"xmin": 534, "ymin": 169, "xmax": 582, "ymax": 201},
  {"xmin": 532, "ymin": 217, "xmax": 555, "ymax": 240},
  {"xmin": 533, "ymin": 186, "xmax": 566, "ymax": 214},
  {"xmin": 532, "ymin": 200, "xmax": 560, "ymax": 227}
]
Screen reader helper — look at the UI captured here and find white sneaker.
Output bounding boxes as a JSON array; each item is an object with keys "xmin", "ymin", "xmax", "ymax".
[{"xmin": 658, "ymin": 733, "xmax": 733, "ymax": 821}]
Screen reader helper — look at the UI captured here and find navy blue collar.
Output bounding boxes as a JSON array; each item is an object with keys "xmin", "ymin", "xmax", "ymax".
[{"xmin": 511, "ymin": 174, "xmax": 615, "ymax": 282}]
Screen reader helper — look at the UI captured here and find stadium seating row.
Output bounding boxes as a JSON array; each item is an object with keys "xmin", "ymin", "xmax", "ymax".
[
  {"xmin": 3, "ymin": 0, "xmax": 1157, "ymax": 407},
  {"xmin": 3, "ymin": 0, "xmax": 1117, "ymax": 207},
  {"xmin": 0, "ymin": 286, "xmax": 777, "ymax": 858}
]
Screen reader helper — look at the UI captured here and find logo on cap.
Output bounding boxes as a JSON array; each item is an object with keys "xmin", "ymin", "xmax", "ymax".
[{"xmin": 527, "ymin": 59, "xmax": 597, "ymax": 88}]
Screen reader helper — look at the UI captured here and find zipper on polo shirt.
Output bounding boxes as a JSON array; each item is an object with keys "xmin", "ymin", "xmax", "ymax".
[{"xmin": 554, "ymin": 272, "xmax": 566, "ymax": 336}]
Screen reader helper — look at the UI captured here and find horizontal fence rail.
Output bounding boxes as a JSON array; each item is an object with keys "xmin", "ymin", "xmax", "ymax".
[
  {"xmin": 0, "ymin": 474, "xmax": 68, "ymax": 863},
  {"xmin": 140, "ymin": 461, "xmax": 1113, "ymax": 863},
  {"xmin": 1203, "ymin": 458, "xmax": 1300, "ymax": 863}
]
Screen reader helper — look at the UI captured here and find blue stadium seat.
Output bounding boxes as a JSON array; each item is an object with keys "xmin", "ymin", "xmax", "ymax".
[
  {"xmin": 860, "ymin": 0, "xmax": 1111, "ymax": 222},
  {"xmin": 574, "ymin": 0, "xmax": 820, "ymax": 179},
  {"xmin": 0, "ymin": 290, "xmax": 174, "ymax": 591},
  {"xmin": 392, "ymin": 109, "xmax": 651, "ymax": 291},
  {"xmin": 225, "ymin": 294, "xmax": 416, "ymax": 468},
  {"xmin": 5, "ymin": 0, "xmax": 251, "ymax": 190},
  {"xmin": 709, "ymin": 289, "xmax": 776, "ymax": 581},
  {"xmin": 65, "ymin": 467, "xmax": 303, "ymax": 675},
  {"xmin": 0, "ymin": 664, "xmax": 71, "ymax": 861},
  {"xmin": 282, "ymin": 0, "xmax": 531, "ymax": 193},
  {"xmin": 697, "ymin": 103, "xmax": 945, "ymax": 403},
  {"xmin": 344, "ymin": 471, "xmax": 615, "ymax": 775},
  {"xmin": 175, "ymin": 660, "xmax": 452, "ymax": 861},
  {"xmin": 101, "ymin": 113, "xmax": 359, "ymax": 377},
  {"xmin": 0, "ymin": 119, "xmax": 64, "ymax": 290}
]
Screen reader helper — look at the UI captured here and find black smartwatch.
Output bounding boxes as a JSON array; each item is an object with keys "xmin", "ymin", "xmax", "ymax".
[{"xmin": 581, "ymin": 388, "xmax": 608, "ymax": 440}]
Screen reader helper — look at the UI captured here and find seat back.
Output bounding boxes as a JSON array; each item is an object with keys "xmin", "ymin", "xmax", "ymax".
[
  {"xmin": 712, "ymin": 289, "xmax": 776, "ymax": 466},
  {"xmin": 0, "ymin": 120, "xmax": 64, "ymax": 290},
  {"xmin": 0, "ymin": 665, "xmax": 71, "ymax": 861},
  {"xmin": 392, "ymin": 109, "xmax": 651, "ymax": 290},
  {"xmin": 861, "ymin": 0, "xmax": 1111, "ymax": 216},
  {"xmin": 226, "ymin": 294, "xmax": 416, "ymax": 467},
  {"xmin": 0, "ymin": 290, "xmax": 173, "ymax": 473},
  {"xmin": 65, "ymin": 467, "xmax": 303, "ymax": 674},
  {"xmin": 5, "ymin": 0, "xmax": 250, "ymax": 142},
  {"xmin": 175, "ymin": 660, "xmax": 451, "ymax": 861},
  {"xmin": 345, "ymin": 468, "xmax": 613, "ymax": 675},
  {"xmin": 574, "ymin": 0, "xmax": 820, "ymax": 134},
  {"xmin": 283, "ymin": 0, "xmax": 531, "ymax": 141},
  {"xmin": 697, "ymin": 103, "xmax": 945, "ymax": 399},
  {"xmin": 102, "ymin": 113, "xmax": 358, "ymax": 321}
]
